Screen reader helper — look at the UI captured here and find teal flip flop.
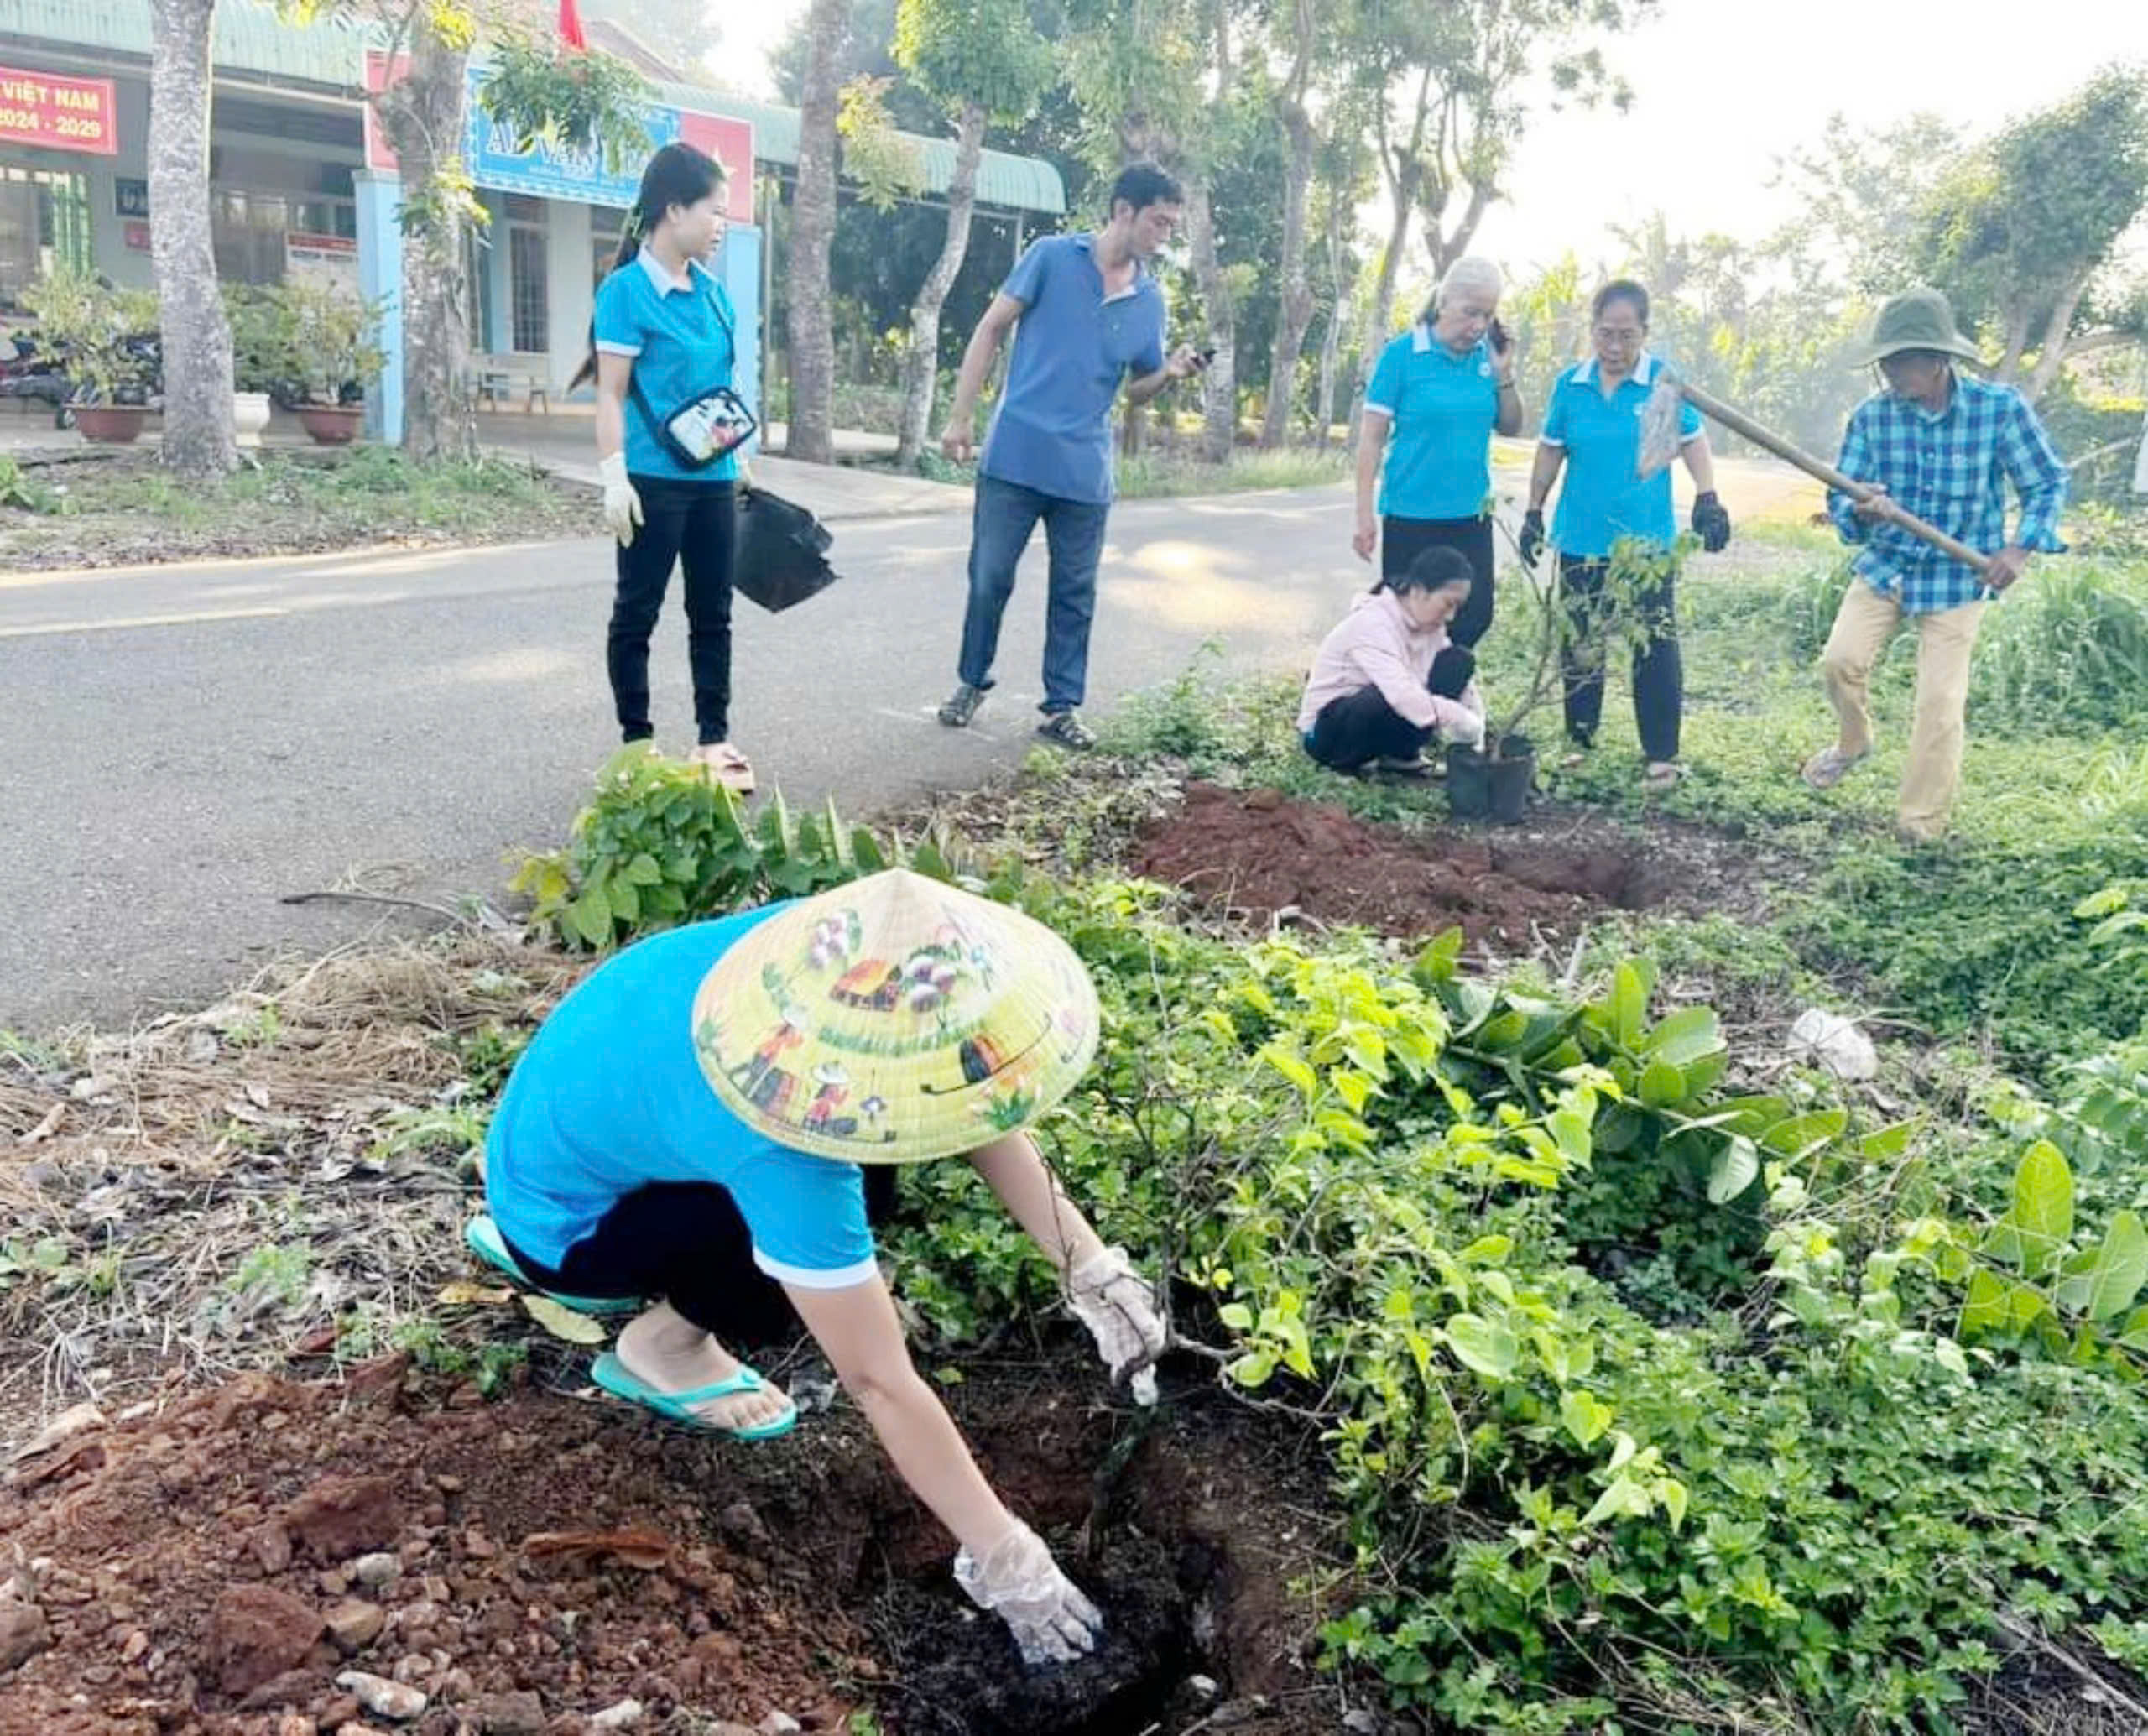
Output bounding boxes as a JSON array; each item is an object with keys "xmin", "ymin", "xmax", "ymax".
[
  {"xmin": 462, "ymin": 1216, "xmax": 643, "ymax": 1316},
  {"xmin": 589, "ymin": 1350, "xmax": 799, "ymax": 1441}
]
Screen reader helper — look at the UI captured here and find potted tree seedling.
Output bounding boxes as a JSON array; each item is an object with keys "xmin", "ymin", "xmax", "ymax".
[
  {"xmin": 281, "ymin": 278, "xmax": 384, "ymax": 445},
  {"xmin": 22, "ymin": 270, "xmax": 159, "ymax": 444},
  {"xmin": 1447, "ymin": 530, "xmax": 1676, "ymax": 825}
]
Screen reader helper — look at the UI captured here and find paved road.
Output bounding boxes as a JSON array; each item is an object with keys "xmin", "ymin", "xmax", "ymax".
[{"xmin": 2, "ymin": 486, "xmax": 1375, "ymax": 1032}]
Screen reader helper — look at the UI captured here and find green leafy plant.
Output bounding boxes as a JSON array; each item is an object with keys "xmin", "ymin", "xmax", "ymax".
[
  {"xmin": 478, "ymin": 36, "xmax": 655, "ymax": 175},
  {"xmin": 0, "ymin": 455, "xmax": 65, "ymax": 514},
  {"xmin": 279, "ymin": 277, "xmax": 388, "ymax": 405},
  {"xmin": 19, "ymin": 269, "xmax": 159, "ymax": 403},
  {"xmin": 511, "ymin": 744, "xmax": 894, "ymax": 950}
]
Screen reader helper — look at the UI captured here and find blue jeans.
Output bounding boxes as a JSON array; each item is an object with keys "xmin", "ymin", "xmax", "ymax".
[{"xmin": 956, "ymin": 474, "xmax": 1112, "ymax": 713}]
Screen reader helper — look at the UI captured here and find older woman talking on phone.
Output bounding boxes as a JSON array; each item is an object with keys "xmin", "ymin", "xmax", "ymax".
[{"xmin": 1352, "ymin": 256, "xmax": 1524, "ymax": 652}]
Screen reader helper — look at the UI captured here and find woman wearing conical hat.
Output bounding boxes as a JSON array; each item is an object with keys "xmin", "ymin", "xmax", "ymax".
[{"xmin": 463, "ymin": 870, "xmax": 1163, "ymax": 1668}]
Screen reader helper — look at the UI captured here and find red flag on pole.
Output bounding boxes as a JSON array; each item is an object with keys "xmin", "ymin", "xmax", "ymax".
[{"xmin": 558, "ymin": 0, "xmax": 587, "ymax": 50}]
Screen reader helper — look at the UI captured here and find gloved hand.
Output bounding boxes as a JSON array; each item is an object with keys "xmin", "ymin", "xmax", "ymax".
[
  {"xmin": 1067, "ymin": 1246, "xmax": 1166, "ymax": 1402},
  {"xmin": 1691, "ymin": 490, "xmax": 1731, "ymax": 553},
  {"xmin": 1517, "ymin": 508, "xmax": 1545, "ymax": 570},
  {"xmin": 953, "ymin": 1520, "xmax": 1104, "ymax": 1666},
  {"xmin": 599, "ymin": 451, "xmax": 643, "ymax": 548},
  {"xmin": 1442, "ymin": 704, "xmax": 1488, "ymax": 751}
]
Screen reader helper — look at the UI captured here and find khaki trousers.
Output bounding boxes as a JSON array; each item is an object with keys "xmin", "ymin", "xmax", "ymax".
[{"xmin": 1819, "ymin": 581, "xmax": 1987, "ymax": 839}]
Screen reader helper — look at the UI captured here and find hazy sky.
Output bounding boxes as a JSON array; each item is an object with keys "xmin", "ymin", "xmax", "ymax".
[{"xmin": 713, "ymin": 0, "xmax": 2146, "ymax": 274}]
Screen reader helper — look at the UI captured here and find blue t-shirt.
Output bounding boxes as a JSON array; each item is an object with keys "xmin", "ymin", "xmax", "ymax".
[
  {"xmin": 979, "ymin": 234, "xmax": 1167, "ymax": 507},
  {"xmin": 1363, "ymin": 324, "xmax": 1501, "ymax": 521},
  {"xmin": 1540, "ymin": 352, "xmax": 1703, "ymax": 558},
  {"xmin": 484, "ymin": 908, "xmax": 878, "ymax": 1289},
  {"xmin": 593, "ymin": 248, "xmax": 743, "ymax": 483}
]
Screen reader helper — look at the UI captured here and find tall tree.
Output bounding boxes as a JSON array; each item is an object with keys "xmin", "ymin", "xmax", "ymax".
[
  {"xmin": 1913, "ymin": 69, "xmax": 2148, "ymax": 400},
  {"xmin": 1255, "ymin": 0, "xmax": 1316, "ymax": 447},
  {"xmin": 888, "ymin": 0, "xmax": 1052, "ymax": 467},
  {"xmin": 786, "ymin": 0, "xmax": 853, "ymax": 464},
  {"xmin": 1342, "ymin": 0, "xmax": 1650, "ymax": 436},
  {"xmin": 1310, "ymin": 117, "xmax": 1372, "ymax": 446},
  {"xmin": 284, "ymin": 3, "xmax": 649, "ymax": 460},
  {"xmin": 147, "ymin": 0, "xmax": 238, "ymax": 479}
]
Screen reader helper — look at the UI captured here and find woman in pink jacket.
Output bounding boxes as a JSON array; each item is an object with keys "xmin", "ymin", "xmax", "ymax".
[{"xmin": 1297, "ymin": 545, "xmax": 1488, "ymax": 774}]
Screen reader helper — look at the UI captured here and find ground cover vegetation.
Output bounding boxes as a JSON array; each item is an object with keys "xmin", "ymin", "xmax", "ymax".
[{"xmin": 5, "ymin": 529, "xmax": 2148, "ymax": 1732}]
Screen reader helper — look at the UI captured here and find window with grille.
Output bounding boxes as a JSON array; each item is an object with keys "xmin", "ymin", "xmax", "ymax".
[
  {"xmin": 0, "ymin": 169, "xmax": 89, "ymax": 307},
  {"xmin": 508, "ymin": 224, "xmax": 548, "ymax": 354}
]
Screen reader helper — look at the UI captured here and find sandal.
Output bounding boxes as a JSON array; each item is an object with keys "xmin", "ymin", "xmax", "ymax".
[
  {"xmin": 691, "ymin": 742, "xmax": 756, "ymax": 795},
  {"xmin": 1642, "ymin": 760, "xmax": 1683, "ymax": 790},
  {"xmin": 590, "ymin": 1350, "xmax": 798, "ymax": 1441},
  {"xmin": 1800, "ymin": 745, "xmax": 1869, "ymax": 792},
  {"xmin": 462, "ymin": 1216, "xmax": 642, "ymax": 1316}
]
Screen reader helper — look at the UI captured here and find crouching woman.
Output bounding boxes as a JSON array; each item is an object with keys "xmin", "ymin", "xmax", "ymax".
[
  {"xmin": 469, "ymin": 868, "xmax": 1165, "ymax": 1667},
  {"xmin": 1297, "ymin": 545, "xmax": 1488, "ymax": 774}
]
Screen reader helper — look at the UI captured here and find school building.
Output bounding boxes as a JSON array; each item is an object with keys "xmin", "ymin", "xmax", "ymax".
[{"xmin": 0, "ymin": 0, "xmax": 1067, "ymax": 440}]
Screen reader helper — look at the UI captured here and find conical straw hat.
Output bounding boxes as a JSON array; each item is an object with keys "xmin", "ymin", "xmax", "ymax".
[{"xmin": 692, "ymin": 869, "xmax": 1101, "ymax": 1164}]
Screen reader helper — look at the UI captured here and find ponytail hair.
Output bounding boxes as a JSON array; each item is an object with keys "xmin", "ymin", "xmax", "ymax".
[{"xmin": 571, "ymin": 141, "xmax": 729, "ymax": 391}]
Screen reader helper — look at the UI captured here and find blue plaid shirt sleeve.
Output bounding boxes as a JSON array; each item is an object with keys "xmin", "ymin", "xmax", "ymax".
[
  {"xmin": 1827, "ymin": 405, "xmax": 1875, "ymax": 545},
  {"xmin": 1997, "ymin": 392, "xmax": 2068, "ymax": 553}
]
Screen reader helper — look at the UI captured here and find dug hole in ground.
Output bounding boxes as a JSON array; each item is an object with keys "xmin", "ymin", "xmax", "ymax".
[{"xmin": 0, "ymin": 774, "xmax": 1880, "ymax": 1736}]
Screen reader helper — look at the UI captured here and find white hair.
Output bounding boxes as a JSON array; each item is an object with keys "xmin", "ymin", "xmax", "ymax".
[{"xmin": 1432, "ymin": 255, "xmax": 1504, "ymax": 315}]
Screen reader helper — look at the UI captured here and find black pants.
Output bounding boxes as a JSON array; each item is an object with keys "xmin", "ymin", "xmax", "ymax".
[
  {"xmin": 609, "ymin": 476, "xmax": 737, "ymax": 746},
  {"xmin": 1306, "ymin": 646, "xmax": 1476, "ymax": 771},
  {"xmin": 498, "ymin": 1169, "xmax": 899, "ymax": 1351},
  {"xmin": 1558, "ymin": 554, "xmax": 1682, "ymax": 762},
  {"xmin": 1381, "ymin": 514, "xmax": 1495, "ymax": 650}
]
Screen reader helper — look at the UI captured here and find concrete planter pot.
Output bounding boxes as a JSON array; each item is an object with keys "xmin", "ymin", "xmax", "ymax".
[
  {"xmin": 232, "ymin": 391, "xmax": 274, "ymax": 449},
  {"xmin": 72, "ymin": 404, "xmax": 147, "ymax": 445},
  {"xmin": 298, "ymin": 404, "xmax": 364, "ymax": 446}
]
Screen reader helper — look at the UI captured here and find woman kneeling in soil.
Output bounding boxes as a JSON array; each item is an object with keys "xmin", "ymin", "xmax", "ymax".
[
  {"xmin": 471, "ymin": 869, "xmax": 1165, "ymax": 1666},
  {"xmin": 1297, "ymin": 545, "xmax": 1488, "ymax": 775}
]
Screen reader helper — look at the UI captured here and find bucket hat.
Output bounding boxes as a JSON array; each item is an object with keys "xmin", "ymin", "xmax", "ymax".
[
  {"xmin": 1847, "ymin": 287, "xmax": 1983, "ymax": 367},
  {"xmin": 692, "ymin": 868, "xmax": 1100, "ymax": 1164}
]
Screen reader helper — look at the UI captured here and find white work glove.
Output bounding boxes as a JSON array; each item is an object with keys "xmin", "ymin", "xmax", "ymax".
[
  {"xmin": 1441, "ymin": 704, "xmax": 1487, "ymax": 750},
  {"xmin": 598, "ymin": 451, "xmax": 643, "ymax": 548},
  {"xmin": 953, "ymin": 1520, "xmax": 1104, "ymax": 1666},
  {"xmin": 1067, "ymin": 1247, "xmax": 1166, "ymax": 1405}
]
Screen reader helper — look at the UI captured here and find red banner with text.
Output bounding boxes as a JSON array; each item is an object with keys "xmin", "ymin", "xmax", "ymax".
[{"xmin": 0, "ymin": 65, "xmax": 117, "ymax": 155}]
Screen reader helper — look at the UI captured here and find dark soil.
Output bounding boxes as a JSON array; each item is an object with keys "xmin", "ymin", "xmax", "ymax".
[
  {"xmin": 1131, "ymin": 780, "xmax": 1779, "ymax": 949},
  {"xmin": 0, "ymin": 1349, "xmax": 1347, "ymax": 1736}
]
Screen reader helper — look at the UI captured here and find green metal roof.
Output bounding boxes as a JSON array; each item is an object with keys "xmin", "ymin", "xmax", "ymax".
[
  {"xmin": 0, "ymin": 3, "xmax": 1064, "ymax": 216},
  {"xmin": 0, "ymin": 0, "xmax": 363, "ymax": 89},
  {"xmin": 654, "ymin": 84, "xmax": 1066, "ymax": 216}
]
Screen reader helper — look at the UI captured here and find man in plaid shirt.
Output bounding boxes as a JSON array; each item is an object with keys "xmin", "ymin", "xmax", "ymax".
[{"xmin": 1801, "ymin": 287, "xmax": 2067, "ymax": 842}]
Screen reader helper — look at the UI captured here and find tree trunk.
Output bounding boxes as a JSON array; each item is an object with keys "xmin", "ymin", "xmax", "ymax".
[
  {"xmin": 1259, "ymin": 92, "xmax": 1316, "ymax": 448},
  {"xmin": 148, "ymin": 0, "xmax": 236, "ymax": 479},
  {"xmin": 785, "ymin": 0, "xmax": 849, "ymax": 465},
  {"xmin": 376, "ymin": 17, "xmax": 476, "ymax": 462},
  {"xmin": 1994, "ymin": 302, "xmax": 2035, "ymax": 388},
  {"xmin": 1184, "ymin": 174, "xmax": 1236, "ymax": 464},
  {"xmin": 1314, "ymin": 189, "xmax": 1347, "ymax": 449},
  {"xmin": 894, "ymin": 99, "xmax": 984, "ymax": 472},
  {"xmin": 2026, "ymin": 269, "xmax": 2094, "ymax": 404},
  {"xmin": 1349, "ymin": 166, "xmax": 1416, "ymax": 444}
]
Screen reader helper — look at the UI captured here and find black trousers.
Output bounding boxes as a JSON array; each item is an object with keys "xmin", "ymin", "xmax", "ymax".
[
  {"xmin": 1381, "ymin": 514, "xmax": 1495, "ymax": 650},
  {"xmin": 1306, "ymin": 646, "xmax": 1476, "ymax": 771},
  {"xmin": 609, "ymin": 476, "xmax": 737, "ymax": 747},
  {"xmin": 499, "ymin": 1168, "xmax": 899, "ymax": 1350},
  {"xmin": 1558, "ymin": 554, "xmax": 1682, "ymax": 762}
]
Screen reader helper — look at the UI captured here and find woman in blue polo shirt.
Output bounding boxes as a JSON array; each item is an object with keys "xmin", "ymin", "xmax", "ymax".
[
  {"xmin": 571, "ymin": 143, "xmax": 757, "ymax": 794},
  {"xmin": 1353, "ymin": 256, "xmax": 1524, "ymax": 650},
  {"xmin": 1519, "ymin": 279, "xmax": 1732, "ymax": 789}
]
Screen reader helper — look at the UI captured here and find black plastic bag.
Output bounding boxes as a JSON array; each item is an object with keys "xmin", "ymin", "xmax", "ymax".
[{"xmin": 733, "ymin": 486, "xmax": 838, "ymax": 613}]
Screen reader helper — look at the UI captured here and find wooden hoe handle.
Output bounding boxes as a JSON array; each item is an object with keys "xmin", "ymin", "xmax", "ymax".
[{"xmin": 1677, "ymin": 381, "xmax": 1992, "ymax": 576}]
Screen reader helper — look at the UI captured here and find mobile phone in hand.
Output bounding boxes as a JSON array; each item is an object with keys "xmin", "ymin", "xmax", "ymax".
[
  {"xmin": 1488, "ymin": 316, "xmax": 1511, "ymax": 356},
  {"xmin": 1193, "ymin": 344, "xmax": 1217, "ymax": 368}
]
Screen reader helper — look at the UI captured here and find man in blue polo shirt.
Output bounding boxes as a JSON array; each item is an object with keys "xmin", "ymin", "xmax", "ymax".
[{"xmin": 936, "ymin": 163, "xmax": 1206, "ymax": 749}]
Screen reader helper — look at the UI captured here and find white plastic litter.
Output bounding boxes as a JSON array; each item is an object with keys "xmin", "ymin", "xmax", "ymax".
[{"xmin": 1787, "ymin": 1009, "xmax": 1878, "ymax": 1081}]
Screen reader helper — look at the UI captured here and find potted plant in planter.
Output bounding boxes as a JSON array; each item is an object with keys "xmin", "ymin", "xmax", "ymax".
[
  {"xmin": 1447, "ymin": 532, "xmax": 1681, "ymax": 824},
  {"xmin": 21, "ymin": 270, "xmax": 160, "ymax": 444},
  {"xmin": 280, "ymin": 279, "xmax": 384, "ymax": 445},
  {"xmin": 222, "ymin": 284, "xmax": 289, "ymax": 449}
]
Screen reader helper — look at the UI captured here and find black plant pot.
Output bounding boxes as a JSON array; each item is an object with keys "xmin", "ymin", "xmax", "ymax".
[{"xmin": 1447, "ymin": 734, "xmax": 1536, "ymax": 824}]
